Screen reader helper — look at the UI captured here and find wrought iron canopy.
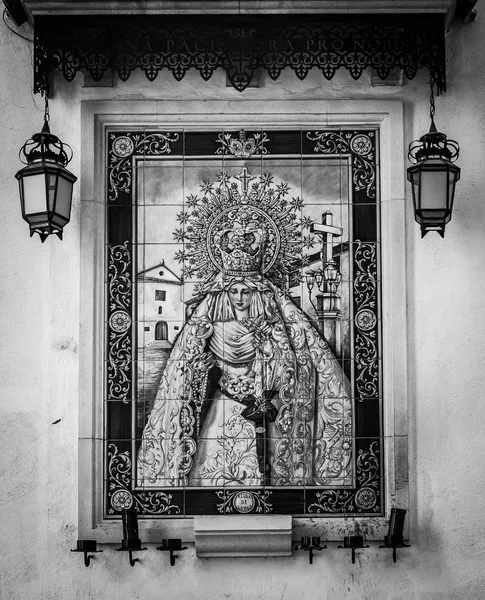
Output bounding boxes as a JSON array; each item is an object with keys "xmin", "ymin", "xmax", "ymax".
[{"xmin": 33, "ymin": 14, "xmax": 447, "ymax": 93}]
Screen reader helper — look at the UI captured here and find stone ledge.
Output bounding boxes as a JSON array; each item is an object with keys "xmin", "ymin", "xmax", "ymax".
[
  {"xmin": 23, "ymin": 0, "xmax": 456, "ymax": 17},
  {"xmin": 194, "ymin": 515, "xmax": 292, "ymax": 558}
]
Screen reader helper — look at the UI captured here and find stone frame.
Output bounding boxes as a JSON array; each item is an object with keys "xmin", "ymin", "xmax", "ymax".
[{"xmin": 79, "ymin": 99, "xmax": 408, "ymax": 543}]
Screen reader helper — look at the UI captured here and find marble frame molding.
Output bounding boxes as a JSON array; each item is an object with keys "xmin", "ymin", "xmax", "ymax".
[{"xmin": 79, "ymin": 99, "xmax": 408, "ymax": 543}]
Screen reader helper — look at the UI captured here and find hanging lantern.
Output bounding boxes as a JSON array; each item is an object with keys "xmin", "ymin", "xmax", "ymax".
[
  {"xmin": 407, "ymin": 79, "xmax": 460, "ymax": 238},
  {"xmin": 15, "ymin": 100, "xmax": 76, "ymax": 242}
]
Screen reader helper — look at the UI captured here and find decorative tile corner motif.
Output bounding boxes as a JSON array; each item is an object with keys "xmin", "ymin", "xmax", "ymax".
[
  {"xmin": 108, "ymin": 243, "xmax": 132, "ymax": 402},
  {"xmin": 216, "ymin": 490, "xmax": 273, "ymax": 514},
  {"xmin": 113, "ymin": 136, "xmax": 135, "ymax": 158},
  {"xmin": 108, "ymin": 132, "xmax": 180, "ymax": 201},
  {"xmin": 354, "ymin": 487, "xmax": 377, "ymax": 510},
  {"xmin": 306, "ymin": 131, "xmax": 376, "ymax": 198},
  {"xmin": 307, "ymin": 441, "xmax": 380, "ymax": 514},
  {"xmin": 111, "ymin": 489, "xmax": 134, "ymax": 511},
  {"xmin": 350, "ymin": 134, "xmax": 373, "ymax": 156},
  {"xmin": 215, "ymin": 130, "xmax": 270, "ymax": 158},
  {"xmin": 107, "ymin": 444, "xmax": 181, "ymax": 515}
]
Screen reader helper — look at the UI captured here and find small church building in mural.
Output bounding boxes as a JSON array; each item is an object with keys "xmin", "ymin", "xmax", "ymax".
[
  {"xmin": 137, "ymin": 259, "xmax": 185, "ymax": 410},
  {"xmin": 137, "ymin": 259, "xmax": 184, "ymax": 347}
]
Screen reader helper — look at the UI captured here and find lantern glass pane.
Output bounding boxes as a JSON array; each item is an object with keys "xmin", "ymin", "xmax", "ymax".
[
  {"xmin": 409, "ymin": 170, "xmax": 420, "ymax": 210},
  {"xmin": 420, "ymin": 169, "xmax": 448, "ymax": 210},
  {"xmin": 47, "ymin": 173, "xmax": 57, "ymax": 211},
  {"xmin": 56, "ymin": 175, "xmax": 73, "ymax": 219},
  {"xmin": 448, "ymin": 171, "xmax": 457, "ymax": 211},
  {"xmin": 22, "ymin": 173, "xmax": 47, "ymax": 215}
]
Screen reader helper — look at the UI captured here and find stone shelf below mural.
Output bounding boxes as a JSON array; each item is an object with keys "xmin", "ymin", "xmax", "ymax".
[{"xmin": 194, "ymin": 515, "xmax": 292, "ymax": 557}]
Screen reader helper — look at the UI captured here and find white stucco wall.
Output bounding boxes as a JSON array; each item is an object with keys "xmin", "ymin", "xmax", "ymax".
[{"xmin": 1, "ymin": 13, "xmax": 485, "ymax": 600}]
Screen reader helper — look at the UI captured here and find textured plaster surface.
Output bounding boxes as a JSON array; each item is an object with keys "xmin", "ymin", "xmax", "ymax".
[{"xmin": 1, "ymin": 12, "xmax": 485, "ymax": 600}]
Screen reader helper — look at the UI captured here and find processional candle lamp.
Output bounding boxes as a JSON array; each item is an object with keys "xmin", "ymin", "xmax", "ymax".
[
  {"xmin": 338, "ymin": 535, "xmax": 369, "ymax": 564},
  {"xmin": 116, "ymin": 509, "xmax": 147, "ymax": 566},
  {"xmin": 70, "ymin": 540, "xmax": 103, "ymax": 567},
  {"xmin": 379, "ymin": 508, "xmax": 410, "ymax": 563},
  {"xmin": 294, "ymin": 536, "xmax": 326, "ymax": 565},
  {"xmin": 156, "ymin": 538, "xmax": 187, "ymax": 566}
]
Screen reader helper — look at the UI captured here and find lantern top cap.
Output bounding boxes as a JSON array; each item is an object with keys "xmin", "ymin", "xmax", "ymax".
[
  {"xmin": 19, "ymin": 120, "xmax": 73, "ymax": 167},
  {"xmin": 408, "ymin": 119, "xmax": 460, "ymax": 164}
]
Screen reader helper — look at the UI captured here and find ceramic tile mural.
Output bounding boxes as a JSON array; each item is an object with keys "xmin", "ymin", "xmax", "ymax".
[{"xmin": 105, "ymin": 128, "xmax": 382, "ymax": 517}]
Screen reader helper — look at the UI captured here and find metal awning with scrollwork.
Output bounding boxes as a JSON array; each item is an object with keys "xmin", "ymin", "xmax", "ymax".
[{"xmin": 32, "ymin": 13, "xmax": 447, "ymax": 94}]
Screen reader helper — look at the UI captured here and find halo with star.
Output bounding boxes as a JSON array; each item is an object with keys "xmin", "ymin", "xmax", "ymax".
[{"xmin": 173, "ymin": 168, "xmax": 314, "ymax": 289}]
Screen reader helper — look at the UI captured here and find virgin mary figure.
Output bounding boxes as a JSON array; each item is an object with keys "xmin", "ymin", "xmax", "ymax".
[{"xmin": 137, "ymin": 171, "xmax": 352, "ymax": 488}]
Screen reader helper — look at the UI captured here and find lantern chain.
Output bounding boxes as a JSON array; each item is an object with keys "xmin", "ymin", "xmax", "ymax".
[
  {"xmin": 44, "ymin": 94, "xmax": 50, "ymax": 124},
  {"xmin": 429, "ymin": 73, "xmax": 436, "ymax": 125}
]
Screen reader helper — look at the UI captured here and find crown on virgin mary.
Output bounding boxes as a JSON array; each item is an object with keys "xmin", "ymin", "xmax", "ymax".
[{"xmin": 217, "ymin": 226, "xmax": 266, "ymax": 276}]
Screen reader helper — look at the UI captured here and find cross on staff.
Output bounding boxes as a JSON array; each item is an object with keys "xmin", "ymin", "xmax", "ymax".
[
  {"xmin": 235, "ymin": 167, "xmax": 256, "ymax": 196},
  {"xmin": 310, "ymin": 211, "xmax": 343, "ymax": 264}
]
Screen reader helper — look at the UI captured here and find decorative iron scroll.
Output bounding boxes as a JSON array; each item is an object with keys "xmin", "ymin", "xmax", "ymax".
[{"xmin": 34, "ymin": 15, "xmax": 446, "ymax": 94}]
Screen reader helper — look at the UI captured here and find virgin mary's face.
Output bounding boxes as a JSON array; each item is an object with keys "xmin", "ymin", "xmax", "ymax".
[{"xmin": 228, "ymin": 283, "xmax": 253, "ymax": 312}]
